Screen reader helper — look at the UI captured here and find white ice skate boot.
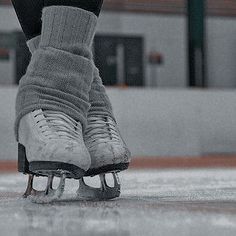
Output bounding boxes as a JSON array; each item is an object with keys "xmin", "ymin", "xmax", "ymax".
[
  {"xmin": 77, "ymin": 115, "xmax": 131, "ymax": 200},
  {"xmin": 18, "ymin": 109, "xmax": 91, "ymax": 202}
]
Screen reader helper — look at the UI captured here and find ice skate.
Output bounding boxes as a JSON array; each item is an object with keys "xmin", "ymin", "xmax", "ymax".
[
  {"xmin": 18, "ymin": 109, "xmax": 91, "ymax": 203},
  {"xmin": 77, "ymin": 115, "xmax": 131, "ymax": 200}
]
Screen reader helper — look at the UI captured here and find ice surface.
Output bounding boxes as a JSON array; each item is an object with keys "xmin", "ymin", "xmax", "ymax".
[{"xmin": 0, "ymin": 169, "xmax": 236, "ymax": 236}]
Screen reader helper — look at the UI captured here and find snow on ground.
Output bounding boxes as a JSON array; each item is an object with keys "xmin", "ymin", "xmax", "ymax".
[{"xmin": 0, "ymin": 169, "xmax": 236, "ymax": 236}]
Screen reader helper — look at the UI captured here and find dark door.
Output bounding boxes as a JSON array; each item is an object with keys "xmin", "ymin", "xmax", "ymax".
[
  {"xmin": 124, "ymin": 37, "xmax": 144, "ymax": 86},
  {"xmin": 94, "ymin": 36, "xmax": 117, "ymax": 85},
  {"xmin": 94, "ymin": 35, "xmax": 144, "ymax": 86}
]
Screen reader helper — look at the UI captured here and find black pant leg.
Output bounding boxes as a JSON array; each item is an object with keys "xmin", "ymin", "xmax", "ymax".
[
  {"xmin": 44, "ymin": 0, "xmax": 104, "ymax": 17},
  {"xmin": 11, "ymin": 0, "xmax": 43, "ymax": 40}
]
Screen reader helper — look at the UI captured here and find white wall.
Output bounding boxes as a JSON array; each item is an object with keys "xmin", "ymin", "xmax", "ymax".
[
  {"xmin": 206, "ymin": 17, "xmax": 236, "ymax": 88},
  {"xmin": 108, "ymin": 88, "xmax": 236, "ymax": 157},
  {"xmin": 0, "ymin": 7, "xmax": 187, "ymax": 87},
  {"xmin": 0, "ymin": 6, "xmax": 20, "ymax": 85},
  {"xmin": 1, "ymin": 6, "xmax": 236, "ymax": 88},
  {"xmin": 0, "ymin": 59, "xmax": 14, "ymax": 84},
  {"xmin": 0, "ymin": 87, "xmax": 16, "ymax": 160},
  {"xmin": 97, "ymin": 12, "xmax": 187, "ymax": 88},
  {"xmin": 0, "ymin": 6, "xmax": 20, "ymax": 31},
  {"xmin": 2, "ymin": 87, "xmax": 236, "ymax": 160}
]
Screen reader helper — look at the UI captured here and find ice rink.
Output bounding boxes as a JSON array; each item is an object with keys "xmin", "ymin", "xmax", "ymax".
[
  {"xmin": 0, "ymin": 169, "xmax": 236, "ymax": 236},
  {"xmin": 1, "ymin": 0, "xmax": 236, "ymax": 235}
]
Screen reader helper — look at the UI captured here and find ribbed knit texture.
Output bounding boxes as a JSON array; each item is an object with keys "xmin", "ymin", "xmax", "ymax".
[
  {"xmin": 27, "ymin": 37, "xmax": 115, "ymax": 120},
  {"xmin": 15, "ymin": 6, "xmax": 97, "ymax": 141},
  {"xmin": 27, "ymin": 35, "xmax": 41, "ymax": 53}
]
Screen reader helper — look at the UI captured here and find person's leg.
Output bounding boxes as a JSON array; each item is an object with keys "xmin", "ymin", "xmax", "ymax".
[
  {"xmin": 11, "ymin": 0, "xmax": 103, "ymax": 40},
  {"xmin": 12, "ymin": 0, "xmax": 130, "ymax": 201},
  {"xmin": 12, "ymin": 0, "xmax": 114, "ymax": 120},
  {"xmin": 11, "ymin": 0, "xmax": 116, "ymax": 136},
  {"xmin": 14, "ymin": 4, "xmax": 98, "ymax": 200},
  {"xmin": 15, "ymin": 6, "xmax": 97, "ymax": 140}
]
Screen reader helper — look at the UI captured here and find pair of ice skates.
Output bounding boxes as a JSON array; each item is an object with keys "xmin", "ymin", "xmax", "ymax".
[{"xmin": 18, "ymin": 109, "xmax": 130, "ymax": 203}]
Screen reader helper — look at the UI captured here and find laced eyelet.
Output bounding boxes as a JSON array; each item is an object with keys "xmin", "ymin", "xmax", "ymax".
[
  {"xmin": 34, "ymin": 110, "xmax": 80, "ymax": 140},
  {"xmin": 85, "ymin": 116, "xmax": 121, "ymax": 145}
]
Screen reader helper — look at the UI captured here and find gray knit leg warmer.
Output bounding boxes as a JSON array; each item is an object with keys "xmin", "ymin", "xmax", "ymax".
[
  {"xmin": 27, "ymin": 33, "xmax": 115, "ymax": 124},
  {"xmin": 15, "ymin": 6, "xmax": 98, "ymax": 141}
]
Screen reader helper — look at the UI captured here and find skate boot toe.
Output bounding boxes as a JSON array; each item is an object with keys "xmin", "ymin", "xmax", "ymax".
[
  {"xmin": 79, "ymin": 115, "xmax": 131, "ymax": 200},
  {"xmin": 89, "ymin": 142, "xmax": 130, "ymax": 170},
  {"xmin": 84, "ymin": 115, "xmax": 131, "ymax": 176}
]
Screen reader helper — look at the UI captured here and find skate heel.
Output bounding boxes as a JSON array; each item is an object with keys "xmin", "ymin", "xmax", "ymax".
[{"xmin": 18, "ymin": 143, "xmax": 30, "ymax": 174}]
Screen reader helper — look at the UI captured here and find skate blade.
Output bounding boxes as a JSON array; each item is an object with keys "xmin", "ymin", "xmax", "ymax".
[
  {"xmin": 77, "ymin": 172, "xmax": 121, "ymax": 201},
  {"xmin": 24, "ymin": 172, "xmax": 66, "ymax": 204}
]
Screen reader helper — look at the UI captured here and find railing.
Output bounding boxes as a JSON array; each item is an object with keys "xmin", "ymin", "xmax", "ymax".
[
  {"xmin": 1, "ymin": 0, "xmax": 236, "ymax": 17},
  {"xmin": 104, "ymin": 0, "xmax": 236, "ymax": 16},
  {"xmin": 208, "ymin": 0, "xmax": 236, "ymax": 16},
  {"xmin": 103, "ymin": 0, "xmax": 185, "ymax": 14}
]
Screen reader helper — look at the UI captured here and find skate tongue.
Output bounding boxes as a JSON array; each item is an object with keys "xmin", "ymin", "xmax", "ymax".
[
  {"xmin": 85, "ymin": 115, "xmax": 120, "ymax": 145},
  {"xmin": 34, "ymin": 110, "xmax": 82, "ymax": 140}
]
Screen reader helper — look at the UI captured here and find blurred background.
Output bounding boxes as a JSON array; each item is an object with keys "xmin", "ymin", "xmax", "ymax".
[{"xmin": 1, "ymin": 0, "xmax": 236, "ymax": 167}]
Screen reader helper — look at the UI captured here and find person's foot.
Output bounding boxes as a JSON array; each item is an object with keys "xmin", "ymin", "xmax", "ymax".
[
  {"xmin": 18, "ymin": 109, "xmax": 91, "ymax": 201},
  {"xmin": 76, "ymin": 115, "xmax": 131, "ymax": 200},
  {"xmin": 84, "ymin": 115, "xmax": 131, "ymax": 175}
]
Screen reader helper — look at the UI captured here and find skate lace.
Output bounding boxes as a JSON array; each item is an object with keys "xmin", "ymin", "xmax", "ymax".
[
  {"xmin": 34, "ymin": 110, "xmax": 81, "ymax": 140},
  {"xmin": 84, "ymin": 115, "xmax": 120, "ymax": 148}
]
